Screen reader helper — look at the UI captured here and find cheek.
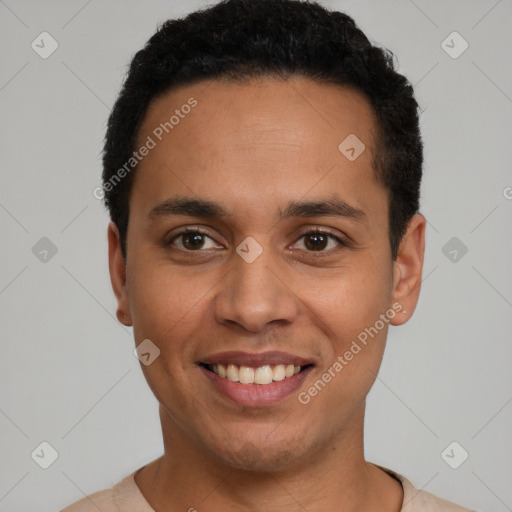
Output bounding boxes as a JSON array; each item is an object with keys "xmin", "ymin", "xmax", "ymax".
[
  {"xmin": 128, "ymin": 257, "xmax": 212, "ymax": 334},
  {"xmin": 314, "ymin": 253, "xmax": 393, "ymax": 338},
  {"xmin": 303, "ymin": 289, "xmax": 390, "ymax": 425},
  {"xmin": 126, "ymin": 260, "xmax": 220, "ymax": 391},
  {"xmin": 314, "ymin": 281, "xmax": 390, "ymax": 376},
  {"xmin": 127, "ymin": 264, "xmax": 211, "ymax": 412},
  {"xmin": 303, "ymin": 253, "xmax": 393, "ymax": 393}
]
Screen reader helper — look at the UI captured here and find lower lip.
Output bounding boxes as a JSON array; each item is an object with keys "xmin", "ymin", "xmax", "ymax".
[{"xmin": 199, "ymin": 365, "xmax": 314, "ymax": 407}]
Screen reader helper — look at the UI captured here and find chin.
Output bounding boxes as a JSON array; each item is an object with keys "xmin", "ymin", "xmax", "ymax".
[{"xmin": 209, "ymin": 437, "xmax": 305, "ymax": 473}]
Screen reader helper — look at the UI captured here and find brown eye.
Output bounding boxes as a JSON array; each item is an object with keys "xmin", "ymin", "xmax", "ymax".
[
  {"xmin": 167, "ymin": 229, "xmax": 220, "ymax": 251},
  {"xmin": 304, "ymin": 232, "xmax": 329, "ymax": 251},
  {"xmin": 294, "ymin": 229, "xmax": 345, "ymax": 253},
  {"xmin": 182, "ymin": 232, "xmax": 206, "ymax": 250}
]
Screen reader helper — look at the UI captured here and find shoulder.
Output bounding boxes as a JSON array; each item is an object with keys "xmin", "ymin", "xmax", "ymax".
[
  {"xmin": 375, "ymin": 465, "xmax": 477, "ymax": 512},
  {"xmin": 401, "ymin": 483, "xmax": 477, "ymax": 512},
  {"xmin": 60, "ymin": 485, "xmax": 119, "ymax": 512},
  {"xmin": 60, "ymin": 470, "xmax": 152, "ymax": 512}
]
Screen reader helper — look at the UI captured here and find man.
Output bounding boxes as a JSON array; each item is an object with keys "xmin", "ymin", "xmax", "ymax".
[{"xmin": 62, "ymin": 0, "xmax": 476, "ymax": 510}]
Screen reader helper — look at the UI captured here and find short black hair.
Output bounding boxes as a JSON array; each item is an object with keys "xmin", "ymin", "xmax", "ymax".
[{"xmin": 102, "ymin": 0, "xmax": 423, "ymax": 260}]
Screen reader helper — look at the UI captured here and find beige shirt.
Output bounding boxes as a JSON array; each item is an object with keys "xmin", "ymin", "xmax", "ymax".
[{"xmin": 61, "ymin": 465, "xmax": 476, "ymax": 512}]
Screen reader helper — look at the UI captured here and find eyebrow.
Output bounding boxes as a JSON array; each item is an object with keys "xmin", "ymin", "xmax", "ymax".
[
  {"xmin": 280, "ymin": 198, "xmax": 365, "ymax": 221},
  {"xmin": 148, "ymin": 196, "xmax": 366, "ymax": 222},
  {"xmin": 149, "ymin": 198, "xmax": 227, "ymax": 219}
]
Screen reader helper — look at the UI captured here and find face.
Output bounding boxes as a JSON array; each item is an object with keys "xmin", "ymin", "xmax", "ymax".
[{"xmin": 109, "ymin": 76, "xmax": 425, "ymax": 471}]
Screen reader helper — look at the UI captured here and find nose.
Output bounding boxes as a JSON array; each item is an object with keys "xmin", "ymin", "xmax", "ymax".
[{"xmin": 213, "ymin": 242, "xmax": 299, "ymax": 333}]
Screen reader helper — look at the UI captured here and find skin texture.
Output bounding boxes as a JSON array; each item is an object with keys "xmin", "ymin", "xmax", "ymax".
[{"xmin": 108, "ymin": 76, "xmax": 426, "ymax": 512}]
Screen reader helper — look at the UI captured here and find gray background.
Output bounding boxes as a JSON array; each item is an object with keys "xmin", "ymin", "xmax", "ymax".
[{"xmin": 1, "ymin": 0, "xmax": 511, "ymax": 511}]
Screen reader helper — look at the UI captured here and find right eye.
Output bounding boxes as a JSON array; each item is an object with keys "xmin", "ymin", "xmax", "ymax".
[{"xmin": 166, "ymin": 229, "xmax": 223, "ymax": 252}]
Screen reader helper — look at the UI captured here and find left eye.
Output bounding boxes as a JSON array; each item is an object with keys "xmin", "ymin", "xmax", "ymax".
[{"xmin": 293, "ymin": 230, "xmax": 344, "ymax": 252}]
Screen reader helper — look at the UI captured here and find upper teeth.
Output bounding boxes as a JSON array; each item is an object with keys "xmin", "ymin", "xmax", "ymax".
[{"xmin": 210, "ymin": 363, "xmax": 301, "ymax": 384}]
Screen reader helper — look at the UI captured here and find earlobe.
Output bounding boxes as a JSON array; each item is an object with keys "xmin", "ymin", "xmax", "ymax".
[
  {"xmin": 107, "ymin": 222, "xmax": 133, "ymax": 326},
  {"xmin": 390, "ymin": 213, "xmax": 426, "ymax": 326}
]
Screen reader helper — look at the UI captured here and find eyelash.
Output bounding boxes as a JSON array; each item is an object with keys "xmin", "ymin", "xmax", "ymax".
[
  {"xmin": 298, "ymin": 229, "xmax": 348, "ymax": 253},
  {"xmin": 165, "ymin": 227, "xmax": 347, "ymax": 254}
]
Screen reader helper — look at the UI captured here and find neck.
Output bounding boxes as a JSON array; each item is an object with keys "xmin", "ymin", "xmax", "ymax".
[{"xmin": 134, "ymin": 404, "xmax": 403, "ymax": 512}]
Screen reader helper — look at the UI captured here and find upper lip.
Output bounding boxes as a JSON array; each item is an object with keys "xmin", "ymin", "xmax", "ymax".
[{"xmin": 199, "ymin": 350, "xmax": 314, "ymax": 367}]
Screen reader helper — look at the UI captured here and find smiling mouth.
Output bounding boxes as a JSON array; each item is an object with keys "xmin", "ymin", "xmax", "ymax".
[{"xmin": 200, "ymin": 363, "xmax": 314, "ymax": 385}]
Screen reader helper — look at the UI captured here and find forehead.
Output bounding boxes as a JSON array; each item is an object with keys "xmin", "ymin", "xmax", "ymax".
[
  {"xmin": 138, "ymin": 75, "xmax": 377, "ymax": 154},
  {"xmin": 130, "ymin": 76, "xmax": 386, "ymax": 225}
]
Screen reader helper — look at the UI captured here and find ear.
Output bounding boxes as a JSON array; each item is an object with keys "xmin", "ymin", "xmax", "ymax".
[
  {"xmin": 390, "ymin": 213, "xmax": 426, "ymax": 326},
  {"xmin": 107, "ymin": 222, "xmax": 133, "ymax": 326}
]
